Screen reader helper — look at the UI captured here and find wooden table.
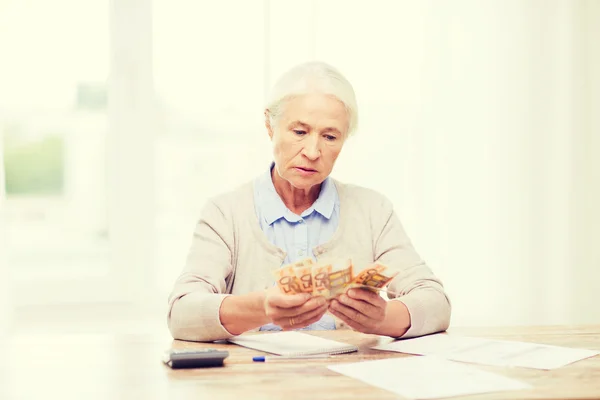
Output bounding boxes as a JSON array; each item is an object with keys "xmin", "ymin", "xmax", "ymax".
[{"xmin": 1, "ymin": 325, "xmax": 599, "ymax": 399}]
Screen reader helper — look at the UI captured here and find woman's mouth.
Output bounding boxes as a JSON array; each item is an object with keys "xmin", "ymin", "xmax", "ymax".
[{"xmin": 295, "ymin": 167, "xmax": 317, "ymax": 176}]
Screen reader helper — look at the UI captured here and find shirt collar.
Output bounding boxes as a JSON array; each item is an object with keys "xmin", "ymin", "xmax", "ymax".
[{"xmin": 256, "ymin": 162, "xmax": 337, "ymax": 226}]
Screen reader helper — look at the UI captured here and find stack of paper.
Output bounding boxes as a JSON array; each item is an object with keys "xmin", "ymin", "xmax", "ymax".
[
  {"xmin": 373, "ymin": 333, "xmax": 599, "ymax": 369},
  {"xmin": 228, "ymin": 331, "xmax": 358, "ymax": 356}
]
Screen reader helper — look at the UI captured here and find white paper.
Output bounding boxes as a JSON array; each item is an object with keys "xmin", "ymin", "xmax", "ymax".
[
  {"xmin": 373, "ymin": 333, "xmax": 599, "ymax": 370},
  {"xmin": 228, "ymin": 331, "xmax": 358, "ymax": 356},
  {"xmin": 328, "ymin": 356, "xmax": 531, "ymax": 399}
]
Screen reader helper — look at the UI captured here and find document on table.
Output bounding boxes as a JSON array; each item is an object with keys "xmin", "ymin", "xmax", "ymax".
[
  {"xmin": 328, "ymin": 356, "xmax": 531, "ymax": 400},
  {"xmin": 228, "ymin": 331, "xmax": 358, "ymax": 356},
  {"xmin": 372, "ymin": 333, "xmax": 599, "ymax": 370}
]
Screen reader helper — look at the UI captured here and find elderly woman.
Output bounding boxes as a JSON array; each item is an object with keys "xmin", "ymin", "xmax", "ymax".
[{"xmin": 168, "ymin": 62, "xmax": 451, "ymax": 342}]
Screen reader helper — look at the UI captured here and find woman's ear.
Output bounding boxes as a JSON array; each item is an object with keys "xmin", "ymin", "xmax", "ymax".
[{"xmin": 264, "ymin": 109, "xmax": 274, "ymax": 140}]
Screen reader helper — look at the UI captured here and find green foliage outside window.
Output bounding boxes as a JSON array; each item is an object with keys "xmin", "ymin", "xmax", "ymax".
[{"xmin": 2, "ymin": 126, "xmax": 64, "ymax": 195}]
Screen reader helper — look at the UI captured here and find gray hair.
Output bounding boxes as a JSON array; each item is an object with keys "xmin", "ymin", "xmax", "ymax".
[{"xmin": 265, "ymin": 61, "xmax": 359, "ymax": 137}]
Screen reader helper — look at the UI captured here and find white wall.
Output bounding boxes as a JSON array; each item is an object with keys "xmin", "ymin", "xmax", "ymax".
[
  {"xmin": 324, "ymin": 0, "xmax": 599, "ymax": 326},
  {"xmin": 569, "ymin": 0, "xmax": 600, "ymax": 324}
]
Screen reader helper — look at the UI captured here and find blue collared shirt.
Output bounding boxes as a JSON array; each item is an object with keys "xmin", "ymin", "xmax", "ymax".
[{"xmin": 254, "ymin": 163, "xmax": 339, "ymax": 331}]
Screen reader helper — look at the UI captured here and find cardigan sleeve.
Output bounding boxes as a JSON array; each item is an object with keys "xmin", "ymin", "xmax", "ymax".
[
  {"xmin": 373, "ymin": 197, "xmax": 452, "ymax": 338},
  {"xmin": 167, "ymin": 200, "xmax": 237, "ymax": 342}
]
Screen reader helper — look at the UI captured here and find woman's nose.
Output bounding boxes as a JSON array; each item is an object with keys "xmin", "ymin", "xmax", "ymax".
[{"xmin": 302, "ymin": 136, "xmax": 321, "ymax": 160}]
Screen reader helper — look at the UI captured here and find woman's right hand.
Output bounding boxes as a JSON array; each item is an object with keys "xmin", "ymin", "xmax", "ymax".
[{"xmin": 263, "ymin": 287, "xmax": 329, "ymax": 330}]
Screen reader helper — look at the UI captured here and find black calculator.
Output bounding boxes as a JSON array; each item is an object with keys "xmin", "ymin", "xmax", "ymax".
[{"xmin": 163, "ymin": 348, "xmax": 229, "ymax": 369}]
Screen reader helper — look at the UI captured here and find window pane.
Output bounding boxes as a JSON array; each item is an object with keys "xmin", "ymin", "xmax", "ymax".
[{"xmin": 0, "ymin": 0, "xmax": 110, "ymax": 295}]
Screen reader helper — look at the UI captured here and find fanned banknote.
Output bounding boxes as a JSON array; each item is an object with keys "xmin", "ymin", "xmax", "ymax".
[
  {"xmin": 311, "ymin": 263, "xmax": 332, "ymax": 297},
  {"xmin": 322, "ymin": 258, "xmax": 354, "ymax": 297},
  {"xmin": 273, "ymin": 258, "xmax": 397, "ymax": 299},
  {"xmin": 273, "ymin": 265, "xmax": 303, "ymax": 295},
  {"xmin": 348, "ymin": 263, "xmax": 398, "ymax": 293},
  {"xmin": 292, "ymin": 258, "xmax": 315, "ymax": 293}
]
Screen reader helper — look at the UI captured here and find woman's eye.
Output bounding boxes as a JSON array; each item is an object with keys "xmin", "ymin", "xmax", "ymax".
[
  {"xmin": 293, "ymin": 130, "xmax": 306, "ymax": 135},
  {"xmin": 324, "ymin": 135, "xmax": 337, "ymax": 141}
]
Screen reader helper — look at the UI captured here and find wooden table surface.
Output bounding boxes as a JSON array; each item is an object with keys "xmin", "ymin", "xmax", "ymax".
[{"xmin": 1, "ymin": 325, "xmax": 599, "ymax": 400}]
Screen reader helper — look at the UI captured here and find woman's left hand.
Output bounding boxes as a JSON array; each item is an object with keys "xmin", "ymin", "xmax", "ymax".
[{"xmin": 328, "ymin": 288, "xmax": 387, "ymax": 335}]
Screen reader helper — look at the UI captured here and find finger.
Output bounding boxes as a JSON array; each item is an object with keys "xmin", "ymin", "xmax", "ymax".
[
  {"xmin": 338, "ymin": 294, "xmax": 385, "ymax": 320},
  {"xmin": 290, "ymin": 307, "xmax": 330, "ymax": 330},
  {"xmin": 294, "ymin": 303, "xmax": 329, "ymax": 326},
  {"xmin": 277, "ymin": 304, "xmax": 328, "ymax": 329},
  {"xmin": 347, "ymin": 288, "xmax": 387, "ymax": 307},
  {"xmin": 268, "ymin": 292, "xmax": 312, "ymax": 309},
  {"xmin": 329, "ymin": 299, "xmax": 371, "ymax": 326},
  {"xmin": 268, "ymin": 296, "xmax": 326, "ymax": 318},
  {"xmin": 329, "ymin": 308, "xmax": 367, "ymax": 332}
]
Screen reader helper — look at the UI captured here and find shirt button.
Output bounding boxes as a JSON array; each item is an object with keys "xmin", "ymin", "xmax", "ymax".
[
  {"xmin": 298, "ymin": 249, "xmax": 305, "ymax": 256},
  {"xmin": 298, "ymin": 219, "xmax": 304, "ymax": 224}
]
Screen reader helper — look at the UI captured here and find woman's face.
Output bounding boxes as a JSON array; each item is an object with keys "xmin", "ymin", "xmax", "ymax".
[{"xmin": 268, "ymin": 93, "xmax": 348, "ymax": 191}]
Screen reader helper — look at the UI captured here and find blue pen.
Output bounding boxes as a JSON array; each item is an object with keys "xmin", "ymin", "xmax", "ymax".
[{"xmin": 253, "ymin": 355, "xmax": 333, "ymax": 362}]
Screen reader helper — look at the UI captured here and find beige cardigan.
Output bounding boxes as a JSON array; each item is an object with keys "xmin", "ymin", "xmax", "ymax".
[{"xmin": 167, "ymin": 179, "xmax": 451, "ymax": 342}]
